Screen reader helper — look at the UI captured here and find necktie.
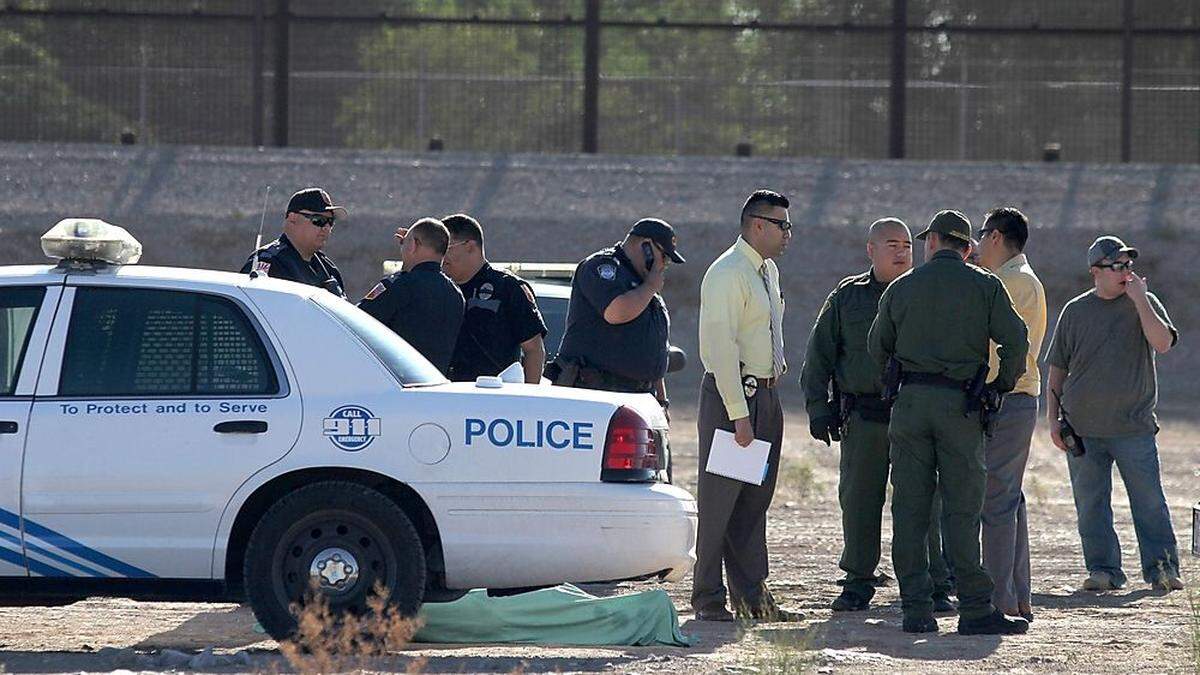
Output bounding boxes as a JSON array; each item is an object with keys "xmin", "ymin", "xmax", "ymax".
[{"xmin": 760, "ymin": 263, "xmax": 786, "ymax": 378}]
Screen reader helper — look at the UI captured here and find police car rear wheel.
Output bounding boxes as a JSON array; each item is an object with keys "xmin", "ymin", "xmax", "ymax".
[{"xmin": 243, "ymin": 481, "xmax": 426, "ymax": 640}]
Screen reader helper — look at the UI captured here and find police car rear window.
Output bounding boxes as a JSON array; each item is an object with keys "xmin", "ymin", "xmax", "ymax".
[
  {"xmin": 59, "ymin": 288, "xmax": 279, "ymax": 397},
  {"xmin": 312, "ymin": 292, "xmax": 445, "ymax": 386}
]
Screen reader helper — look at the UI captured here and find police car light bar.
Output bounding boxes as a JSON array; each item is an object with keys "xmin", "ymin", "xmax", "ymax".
[
  {"xmin": 381, "ymin": 261, "xmax": 576, "ymax": 281},
  {"xmin": 41, "ymin": 218, "xmax": 143, "ymax": 266},
  {"xmin": 494, "ymin": 262, "xmax": 576, "ymax": 281}
]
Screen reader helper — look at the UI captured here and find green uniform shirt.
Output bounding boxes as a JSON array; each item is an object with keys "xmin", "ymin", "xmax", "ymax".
[
  {"xmin": 801, "ymin": 268, "xmax": 888, "ymax": 421},
  {"xmin": 867, "ymin": 250, "xmax": 1029, "ymax": 392}
]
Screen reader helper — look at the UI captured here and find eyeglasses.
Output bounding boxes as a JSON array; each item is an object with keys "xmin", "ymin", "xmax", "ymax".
[
  {"xmin": 447, "ymin": 239, "xmax": 471, "ymax": 249},
  {"xmin": 303, "ymin": 213, "xmax": 336, "ymax": 228},
  {"xmin": 1093, "ymin": 260, "xmax": 1134, "ymax": 272},
  {"xmin": 978, "ymin": 227, "xmax": 997, "ymax": 237},
  {"xmin": 753, "ymin": 214, "xmax": 792, "ymax": 231}
]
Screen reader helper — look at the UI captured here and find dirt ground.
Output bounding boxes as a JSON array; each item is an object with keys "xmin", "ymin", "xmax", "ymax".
[{"xmin": 0, "ymin": 409, "xmax": 1196, "ymax": 674}]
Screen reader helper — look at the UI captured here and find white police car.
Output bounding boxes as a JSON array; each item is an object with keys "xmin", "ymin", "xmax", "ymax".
[{"xmin": 0, "ymin": 219, "xmax": 697, "ymax": 638}]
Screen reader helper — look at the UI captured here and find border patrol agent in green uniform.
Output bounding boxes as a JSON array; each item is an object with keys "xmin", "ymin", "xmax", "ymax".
[
  {"xmin": 801, "ymin": 217, "xmax": 954, "ymax": 613},
  {"xmin": 868, "ymin": 210, "xmax": 1030, "ymax": 636}
]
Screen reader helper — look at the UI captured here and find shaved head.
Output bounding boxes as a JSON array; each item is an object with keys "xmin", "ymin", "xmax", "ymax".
[
  {"xmin": 868, "ymin": 217, "xmax": 910, "ymax": 243},
  {"xmin": 866, "ymin": 217, "xmax": 913, "ymax": 284}
]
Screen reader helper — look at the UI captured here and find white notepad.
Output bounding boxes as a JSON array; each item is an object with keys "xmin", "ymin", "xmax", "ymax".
[{"xmin": 705, "ymin": 429, "xmax": 771, "ymax": 485}]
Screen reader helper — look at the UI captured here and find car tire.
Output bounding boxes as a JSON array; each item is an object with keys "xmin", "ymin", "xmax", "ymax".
[{"xmin": 243, "ymin": 481, "xmax": 426, "ymax": 640}]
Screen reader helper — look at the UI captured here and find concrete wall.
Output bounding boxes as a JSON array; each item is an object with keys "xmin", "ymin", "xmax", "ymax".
[{"xmin": 2, "ymin": 143, "xmax": 1197, "ymax": 407}]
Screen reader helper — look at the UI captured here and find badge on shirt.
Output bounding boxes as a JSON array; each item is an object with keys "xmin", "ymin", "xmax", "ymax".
[
  {"xmin": 477, "ymin": 282, "xmax": 495, "ymax": 301},
  {"xmin": 597, "ymin": 264, "xmax": 616, "ymax": 280},
  {"xmin": 742, "ymin": 375, "xmax": 758, "ymax": 399},
  {"xmin": 252, "ymin": 260, "xmax": 271, "ymax": 274},
  {"xmin": 363, "ymin": 281, "xmax": 387, "ymax": 301}
]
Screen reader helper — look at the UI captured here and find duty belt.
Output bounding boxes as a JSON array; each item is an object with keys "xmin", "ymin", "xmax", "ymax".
[
  {"xmin": 901, "ymin": 371, "xmax": 969, "ymax": 390},
  {"xmin": 583, "ymin": 367, "xmax": 654, "ymax": 393},
  {"xmin": 843, "ymin": 392, "xmax": 892, "ymax": 410}
]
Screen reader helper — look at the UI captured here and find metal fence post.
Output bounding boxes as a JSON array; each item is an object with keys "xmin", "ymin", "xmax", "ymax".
[
  {"xmin": 1121, "ymin": 0, "xmax": 1133, "ymax": 163},
  {"xmin": 252, "ymin": 0, "xmax": 265, "ymax": 146},
  {"xmin": 273, "ymin": 0, "xmax": 290, "ymax": 147},
  {"xmin": 889, "ymin": 0, "xmax": 907, "ymax": 159},
  {"xmin": 582, "ymin": 0, "xmax": 600, "ymax": 154}
]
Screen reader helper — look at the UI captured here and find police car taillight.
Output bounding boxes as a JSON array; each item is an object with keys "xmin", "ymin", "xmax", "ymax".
[
  {"xmin": 601, "ymin": 405, "xmax": 659, "ymax": 483},
  {"xmin": 41, "ymin": 218, "xmax": 142, "ymax": 265}
]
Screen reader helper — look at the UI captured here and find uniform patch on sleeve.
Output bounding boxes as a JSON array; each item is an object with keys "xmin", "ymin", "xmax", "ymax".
[
  {"xmin": 252, "ymin": 260, "xmax": 271, "ymax": 274},
  {"xmin": 597, "ymin": 263, "xmax": 617, "ymax": 280},
  {"xmin": 363, "ymin": 281, "xmax": 387, "ymax": 301}
]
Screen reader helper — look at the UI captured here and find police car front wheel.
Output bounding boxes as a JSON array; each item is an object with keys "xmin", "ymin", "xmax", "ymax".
[{"xmin": 242, "ymin": 481, "xmax": 427, "ymax": 640}]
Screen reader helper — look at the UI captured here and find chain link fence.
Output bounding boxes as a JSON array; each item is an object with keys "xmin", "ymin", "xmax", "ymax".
[{"xmin": 1, "ymin": 0, "xmax": 1196, "ymax": 162}]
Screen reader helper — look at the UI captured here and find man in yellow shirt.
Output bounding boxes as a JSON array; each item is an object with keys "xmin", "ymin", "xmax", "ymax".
[
  {"xmin": 692, "ymin": 189, "xmax": 800, "ymax": 622},
  {"xmin": 976, "ymin": 207, "xmax": 1047, "ymax": 622}
]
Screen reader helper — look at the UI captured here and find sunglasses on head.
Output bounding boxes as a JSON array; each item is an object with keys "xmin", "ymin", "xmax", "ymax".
[
  {"xmin": 1093, "ymin": 260, "xmax": 1134, "ymax": 272},
  {"xmin": 302, "ymin": 213, "xmax": 336, "ymax": 228},
  {"xmin": 753, "ymin": 214, "xmax": 792, "ymax": 231}
]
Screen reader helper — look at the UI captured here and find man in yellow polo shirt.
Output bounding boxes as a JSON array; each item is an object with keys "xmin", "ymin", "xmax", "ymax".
[
  {"xmin": 975, "ymin": 207, "xmax": 1047, "ymax": 623},
  {"xmin": 691, "ymin": 189, "xmax": 800, "ymax": 623}
]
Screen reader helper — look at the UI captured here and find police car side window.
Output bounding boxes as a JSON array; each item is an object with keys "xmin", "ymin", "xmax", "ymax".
[
  {"xmin": 0, "ymin": 287, "xmax": 45, "ymax": 396},
  {"xmin": 60, "ymin": 288, "xmax": 279, "ymax": 397}
]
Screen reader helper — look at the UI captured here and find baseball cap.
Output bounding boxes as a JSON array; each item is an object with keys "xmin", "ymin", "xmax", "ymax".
[
  {"xmin": 914, "ymin": 210, "xmax": 972, "ymax": 243},
  {"xmin": 1087, "ymin": 235, "xmax": 1139, "ymax": 266},
  {"xmin": 286, "ymin": 187, "xmax": 348, "ymax": 218},
  {"xmin": 630, "ymin": 218, "xmax": 685, "ymax": 263}
]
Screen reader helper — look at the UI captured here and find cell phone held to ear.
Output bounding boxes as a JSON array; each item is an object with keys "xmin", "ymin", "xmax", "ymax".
[{"xmin": 642, "ymin": 241, "xmax": 655, "ymax": 271}]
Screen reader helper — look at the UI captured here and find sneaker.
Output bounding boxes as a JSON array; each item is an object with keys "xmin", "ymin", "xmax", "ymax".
[
  {"xmin": 1151, "ymin": 574, "xmax": 1185, "ymax": 592},
  {"xmin": 958, "ymin": 610, "xmax": 1029, "ymax": 635},
  {"xmin": 932, "ymin": 592, "xmax": 957, "ymax": 614},
  {"xmin": 1018, "ymin": 604, "xmax": 1034, "ymax": 624},
  {"xmin": 1081, "ymin": 571, "xmax": 1120, "ymax": 591},
  {"xmin": 830, "ymin": 590, "xmax": 870, "ymax": 612},
  {"xmin": 902, "ymin": 615, "xmax": 938, "ymax": 633}
]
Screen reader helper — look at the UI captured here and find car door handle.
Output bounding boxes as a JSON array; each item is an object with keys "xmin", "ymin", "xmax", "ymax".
[
  {"xmin": 0, "ymin": 421, "xmax": 18, "ymax": 434},
  {"xmin": 213, "ymin": 420, "xmax": 268, "ymax": 434}
]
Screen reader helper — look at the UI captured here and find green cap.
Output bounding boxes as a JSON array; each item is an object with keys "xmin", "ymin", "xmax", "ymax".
[{"xmin": 914, "ymin": 210, "xmax": 972, "ymax": 243}]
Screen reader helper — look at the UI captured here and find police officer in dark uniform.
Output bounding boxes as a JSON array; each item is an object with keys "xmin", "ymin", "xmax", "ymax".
[
  {"xmin": 867, "ymin": 210, "xmax": 1030, "ymax": 636},
  {"xmin": 549, "ymin": 218, "xmax": 683, "ymax": 406},
  {"xmin": 358, "ymin": 217, "xmax": 464, "ymax": 375},
  {"xmin": 240, "ymin": 187, "xmax": 346, "ymax": 297},
  {"xmin": 441, "ymin": 214, "xmax": 547, "ymax": 383}
]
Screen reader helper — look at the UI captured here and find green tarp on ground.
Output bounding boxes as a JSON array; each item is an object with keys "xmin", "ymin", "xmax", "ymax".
[{"xmin": 412, "ymin": 584, "xmax": 692, "ymax": 647}]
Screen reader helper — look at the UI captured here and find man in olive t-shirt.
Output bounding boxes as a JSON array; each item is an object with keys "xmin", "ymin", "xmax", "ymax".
[{"xmin": 1045, "ymin": 235, "xmax": 1183, "ymax": 593}]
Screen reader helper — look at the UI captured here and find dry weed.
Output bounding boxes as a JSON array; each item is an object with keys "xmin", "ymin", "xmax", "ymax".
[
  {"xmin": 278, "ymin": 581, "xmax": 424, "ymax": 674},
  {"xmin": 1188, "ymin": 586, "xmax": 1199, "ymax": 674},
  {"xmin": 777, "ymin": 457, "xmax": 818, "ymax": 501}
]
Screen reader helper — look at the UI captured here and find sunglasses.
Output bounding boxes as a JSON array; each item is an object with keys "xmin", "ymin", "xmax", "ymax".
[
  {"xmin": 753, "ymin": 214, "xmax": 792, "ymax": 231},
  {"xmin": 303, "ymin": 213, "xmax": 336, "ymax": 228},
  {"xmin": 1093, "ymin": 260, "xmax": 1134, "ymax": 272}
]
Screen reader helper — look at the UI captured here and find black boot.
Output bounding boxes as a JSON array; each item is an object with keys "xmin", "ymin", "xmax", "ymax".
[
  {"xmin": 958, "ymin": 609, "xmax": 1029, "ymax": 635},
  {"xmin": 830, "ymin": 590, "xmax": 870, "ymax": 612},
  {"xmin": 932, "ymin": 592, "xmax": 957, "ymax": 613},
  {"xmin": 902, "ymin": 615, "xmax": 938, "ymax": 633}
]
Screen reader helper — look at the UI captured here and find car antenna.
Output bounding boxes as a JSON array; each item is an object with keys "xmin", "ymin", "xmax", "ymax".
[{"xmin": 249, "ymin": 185, "xmax": 271, "ymax": 279}]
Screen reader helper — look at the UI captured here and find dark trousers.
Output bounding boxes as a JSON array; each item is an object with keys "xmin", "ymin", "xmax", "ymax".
[
  {"xmin": 691, "ymin": 373, "xmax": 784, "ymax": 614},
  {"xmin": 839, "ymin": 410, "xmax": 952, "ymax": 600},
  {"xmin": 889, "ymin": 385, "xmax": 995, "ymax": 621}
]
